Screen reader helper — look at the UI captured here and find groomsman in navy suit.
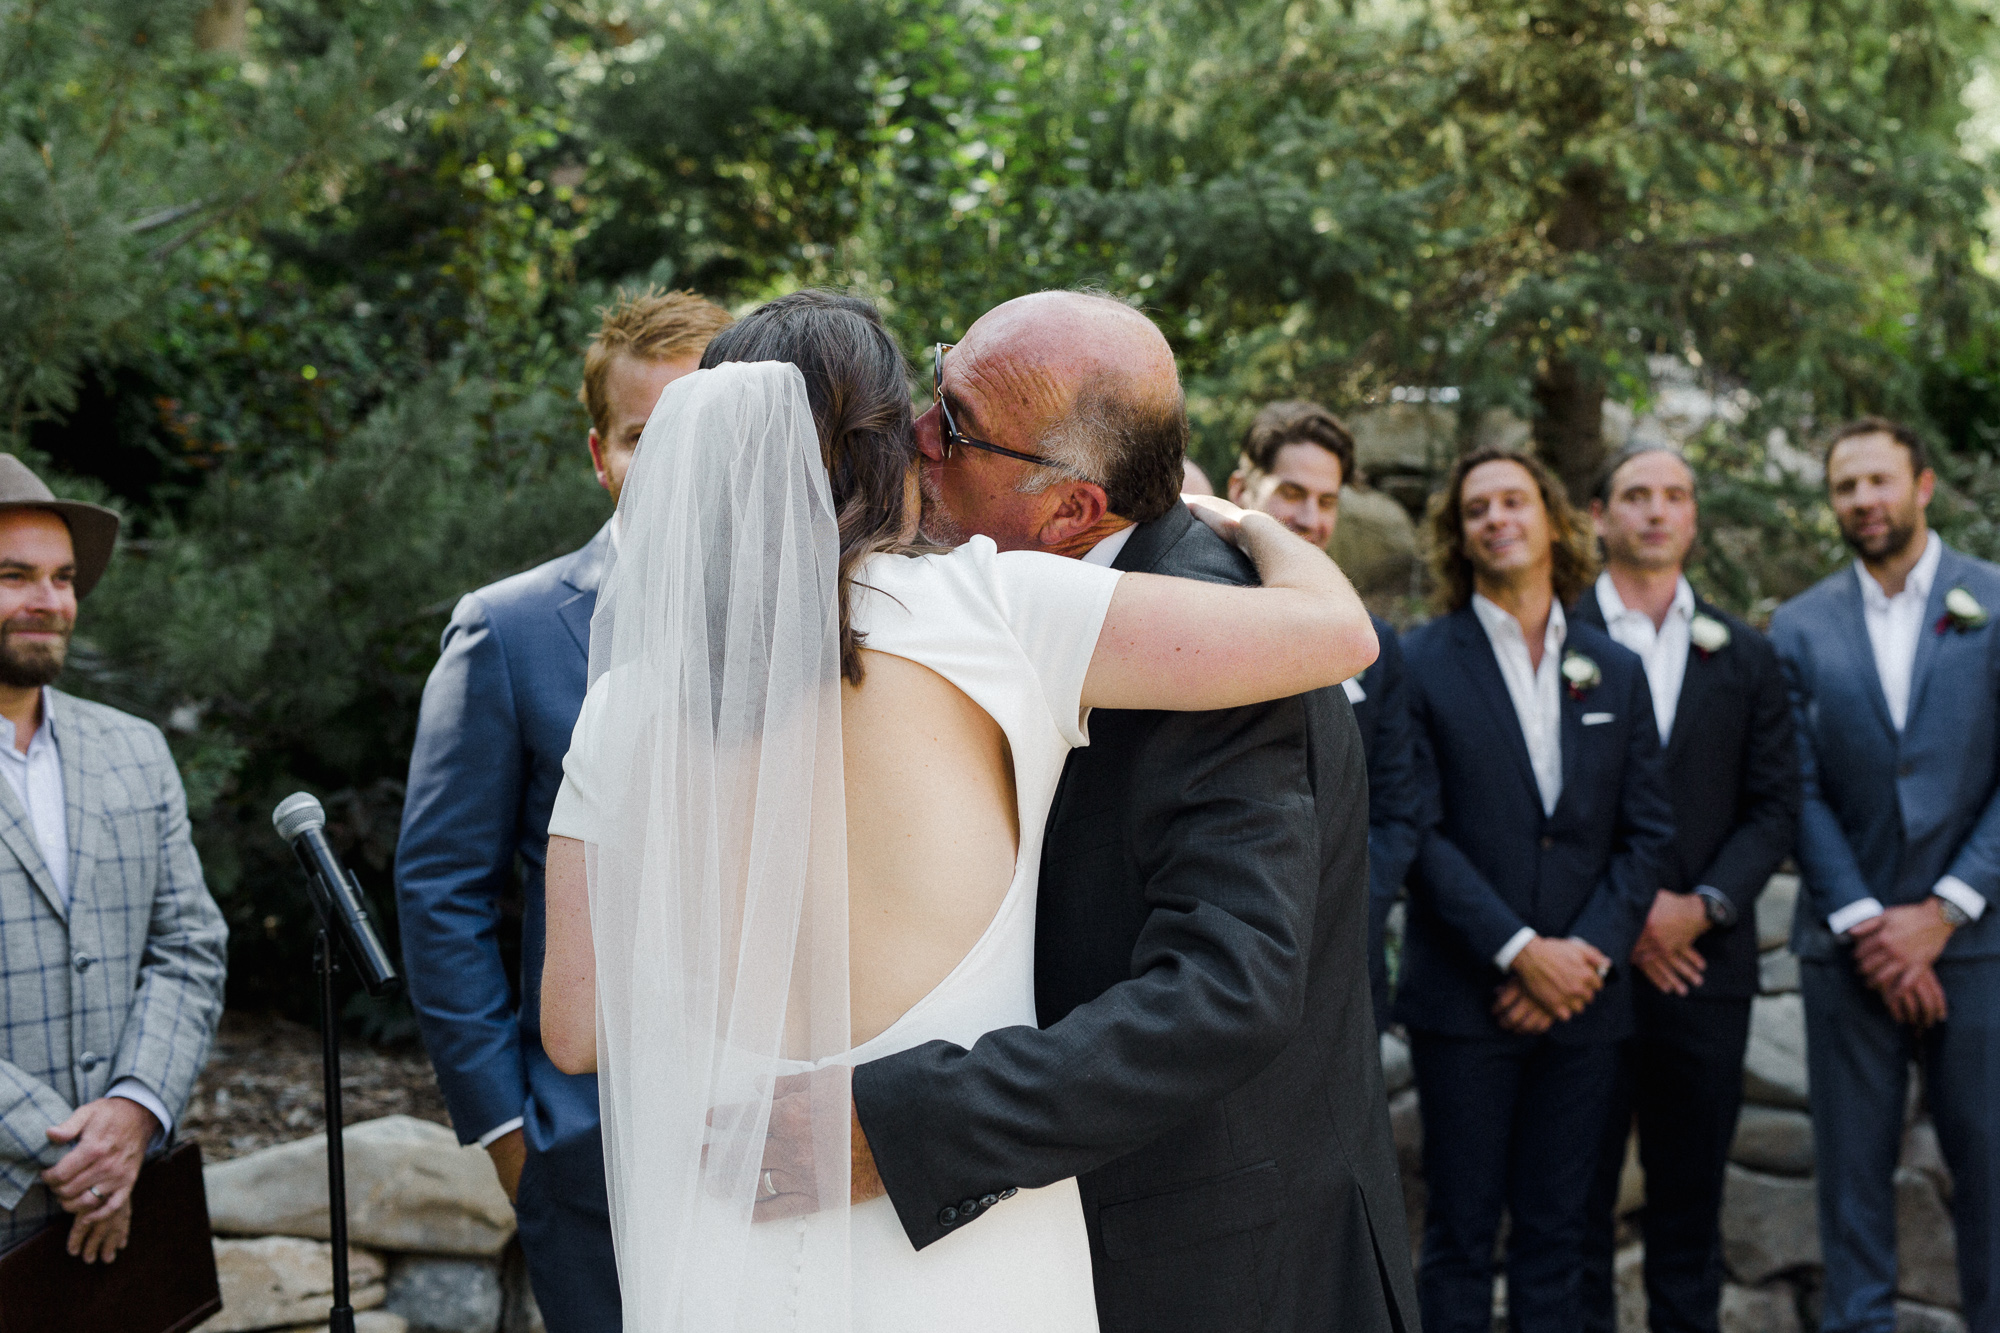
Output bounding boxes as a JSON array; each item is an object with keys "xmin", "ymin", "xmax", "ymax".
[
  {"xmin": 1397, "ymin": 448, "xmax": 1674, "ymax": 1333},
  {"xmin": 1771, "ymin": 417, "xmax": 2000, "ymax": 1333},
  {"xmin": 1227, "ymin": 400, "xmax": 1420, "ymax": 1031},
  {"xmin": 396, "ymin": 290, "xmax": 732, "ymax": 1328},
  {"xmin": 1572, "ymin": 447, "xmax": 1800, "ymax": 1333}
]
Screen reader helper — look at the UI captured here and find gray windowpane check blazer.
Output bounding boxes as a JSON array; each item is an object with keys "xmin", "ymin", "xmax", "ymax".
[{"xmin": 0, "ymin": 689, "xmax": 228, "ymax": 1249}]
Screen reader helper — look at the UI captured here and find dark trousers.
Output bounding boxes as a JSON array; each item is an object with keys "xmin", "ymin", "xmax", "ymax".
[
  {"xmin": 1368, "ymin": 888, "xmax": 1397, "ymax": 1034},
  {"xmin": 1579, "ymin": 991, "xmax": 1752, "ymax": 1333},
  {"xmin": 1411, "ymin": 1029, "xmax": 1622, "ymax": 1333},
  {"xmin": 516, "ymin": 1128, "xmax": 622, "ymax": 1333},
  {"xmin": 1804, "ymin": 955, "xmax": 2000, "ymax": 1333}
]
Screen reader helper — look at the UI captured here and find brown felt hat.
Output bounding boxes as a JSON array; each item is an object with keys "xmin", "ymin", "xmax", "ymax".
[{"xmin": 0, "ymin": 456, "xmax": 121, "ymax": 597}]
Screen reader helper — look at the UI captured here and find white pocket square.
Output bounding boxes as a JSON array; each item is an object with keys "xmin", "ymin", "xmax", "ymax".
[{"xmin": 1582, "ymin": 712, "xmax": 1615, "ymax": 726}]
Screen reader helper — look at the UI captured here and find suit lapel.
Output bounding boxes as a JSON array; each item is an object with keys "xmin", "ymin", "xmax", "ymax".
[
  {"xmin": 1834, "ymin": 567, "xmax": 1899, "ymax": 740},
  {"xmin": 1557, "ymin": 661, "xmax": 1585, "ymax": 819},
  {"xmin": 0, "ymin": 703, "xmax": 64, "ymax": 922},
  {"xmin": 1663, "ymin": 598, "xmax": 1721, "ymax": 769},
  {"xmin": 1109, "ymin": 506, "xmax": 1193, "ymax": 575},
  {"xmin": 51, "ymin": 691, "xmax": 91, "ymax": 902},
  {"xmin": 1904, "ymin": 546, "xmax": 1961, "ymax": 727},
  {"xmin": 1450, "ymin": 609, "xmax": 1542, "ymax": 800},
  {"xmin": 555, "ymin": 524, "xmax": 613, "ymax": 657}
]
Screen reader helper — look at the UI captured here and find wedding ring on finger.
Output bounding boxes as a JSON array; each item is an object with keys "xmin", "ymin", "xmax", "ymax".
[
  {"xmin": 758, "ymin": 1170, "xmax": 778, "ymax": 1201},
  {"xmin": 88, "ymin": 1185, "xmax": 106, "ymax": 1202}
]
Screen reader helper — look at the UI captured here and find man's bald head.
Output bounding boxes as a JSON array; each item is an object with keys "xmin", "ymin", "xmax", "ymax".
[{"xmin": 949, "ymin": 291, "xmax": 1187, "ymax": 521}]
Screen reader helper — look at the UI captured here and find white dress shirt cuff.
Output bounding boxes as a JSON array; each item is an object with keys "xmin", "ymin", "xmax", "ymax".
[
  {"xmin": 476, "ymin": 1116, "xmax": 526, "ymax": 1149},
  {"xmin": 107, "ymin": 1078, "xmax": 172, "ymax": 1142},
  {"xmin": 1494, "ymin": 927, "xmax": 1537, "ymax": 972},
  {"xmin": 1934, "ymin": 876, "xmax": 1988, "ymax": 922},
  {"xmin": 1828, "ymin": 897, "xmax": 1886, "ymax": 936}
]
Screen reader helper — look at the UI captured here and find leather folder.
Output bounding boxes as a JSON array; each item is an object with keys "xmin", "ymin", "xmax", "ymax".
[{"xmin": 0, "ymin": 1140, "xmax": 222, "ymax": 1333}]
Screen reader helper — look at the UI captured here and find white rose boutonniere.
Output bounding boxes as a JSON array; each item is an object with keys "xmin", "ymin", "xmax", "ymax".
[
  {"xmin": 1690, "ymin": 613, "xmax": 1731, "ymax": 659},
  {"xmin": 1940, "ymin": 586, "xmax": 1990, "ymax": 634},
  {"xmin": 1560, "ymin": 650, "xmax": 1602, "ymax": 700}
]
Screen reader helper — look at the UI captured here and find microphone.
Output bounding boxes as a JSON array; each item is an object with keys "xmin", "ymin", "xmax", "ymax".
[{"xmin": 272, "ymin": 792, "xmax": 400, "ymax": 996}]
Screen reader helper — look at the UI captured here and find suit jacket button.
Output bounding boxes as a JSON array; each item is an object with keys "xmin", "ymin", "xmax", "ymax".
[
  {"xmin": 79, "ymin": 1052, "xmax": 101, "ymax": 1070},
  {"xmin": 979, "ymin": 1194, "xmax": 1000, "ymax": 1209},
  {"xmin": 1000, "ymin": 1188, "xmax": 1018, "ymax": 1199},
  {"xmin": 938, "ymin": 1206, "xmax": 959, "ymax": 1227},
  {"xmin": 1539, "ymin": 835, "xmax": 1554, "ymax": 850},
  {"xmin": 958, "ymin": 1197, "xmax": 981, "ymax": 1216},
  {"xmin": 72, "ymin": 953, "xmax": 91, "ymax": 972}
]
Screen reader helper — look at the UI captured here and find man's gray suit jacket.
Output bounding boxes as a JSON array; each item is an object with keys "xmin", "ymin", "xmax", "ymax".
[
  {"xmin": 853, "ymin": 504, "xmax": 1417, "ymax": 1333},
  {"xmin": 1771, "ymin": 542, "xmax": 2000, "ymax": 959},
  {"xmin": 0, "ymin": 690, "xmax": 228, "ymax": 1248}
]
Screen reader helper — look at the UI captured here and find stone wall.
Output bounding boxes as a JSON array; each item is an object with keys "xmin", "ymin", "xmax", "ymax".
[
  {"xmin": 196, "ymin": 1115, "xmax": 541, "ymax": 1333},
  {"xmin": 1381, "ymin": 874, "xmax": 1966, "ymax": 1332}
]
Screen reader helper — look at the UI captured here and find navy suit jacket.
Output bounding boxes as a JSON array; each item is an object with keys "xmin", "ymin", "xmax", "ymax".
[
  {"xmin": 1570, "ymin": 591, "xmax": 1800, "ymax": 998},
  {"xmin": 1352, "ymin": 615, "xmax": 1422, "ymax": 912},
  {"xmin": 396, "ymin": 527, "xmax": 609, "ymax": 1166},
  {"xmin": 1395, "ymin": 605, "xmax": 1676, "ymax": 1043},
  {"xmin": 1770, "ymin": 542, "xmax": 2000, "ymax": 962}
]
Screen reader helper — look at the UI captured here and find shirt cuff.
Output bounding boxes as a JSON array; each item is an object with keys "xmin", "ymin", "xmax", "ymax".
[
  {"xmin": 107, "ymin": 1079, "xmax": 171, "ymax": 1144},
  {"xmin": 1494, "ymin": 927, "xmax": 1536, "ymax": 972},
  {"xmin": 1828, "ymin": 897, "xmax": 1886, "ymax": 936},
  {"xmin": 476, "ymin": 1116, "xmax": 525, "ymax": 1149},
  {"xmin": 1694, "ymin": 886, "xmax": 1738, "ymax": 929},
  {"xmin": 1934, "ymin": 876, "xmax": 1988, "ymax": 922}
]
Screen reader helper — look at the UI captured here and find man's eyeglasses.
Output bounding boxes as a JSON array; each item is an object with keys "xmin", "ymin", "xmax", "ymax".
[{"xmin": 932, "ymin": 343, "xmax": 1061, "ymax": 468}]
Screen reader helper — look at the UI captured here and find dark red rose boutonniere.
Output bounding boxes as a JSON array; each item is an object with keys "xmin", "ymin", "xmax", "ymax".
[
  {"xmin": 1937, "ymin": 586, "xmax": 1990, "ymax": 636},
  {"xmin": 1689, "ymin": 613, "xmax": 1732, "ymax": 660},
  {"xmin": 1560, "ymin": 649, "xmax": 1602, "ymax": 701}
]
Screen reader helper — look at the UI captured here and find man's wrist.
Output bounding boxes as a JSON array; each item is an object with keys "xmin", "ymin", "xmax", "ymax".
[
  {"xmin": 475, "ymin": 1117, "xmax": 525, "ymax": 1149},
  {"xmin": 1694, "ymin": 886, "xmax": 1736, "ymax": 929},
  {"xmin": 1495, "ymin": 927, "xmax": 1537, "ymax": 973},
  {"xmin": 105, "ymin": 1080, "xmax": 170, "ymax": 1146},
  {"xmin": 1829, "ymin": 897, "xmax": 1885, "ymax": 937},
  {"xmin": 1933, "ymin": 876, "xmax": 1986, "ymax": 926}
]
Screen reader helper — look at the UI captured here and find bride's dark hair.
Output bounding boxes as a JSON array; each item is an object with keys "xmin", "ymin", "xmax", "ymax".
[{"xmin": 700, "ymin": 289, "xmax": 929, "ymax": 684}]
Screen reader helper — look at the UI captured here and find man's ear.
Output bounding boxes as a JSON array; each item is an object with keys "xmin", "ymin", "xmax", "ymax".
[
  {"xmin": 1916, "ymin": 467, "xmax": 1938, "ymax": 508},
  {"xmin": 1226, "ymin": 470, "xmax": 1248, "ymax": 505},
  {"xmin": 1036, "ymin": 482, "xmax": 1111, "ymax": 549},
  {"xmin": 587, "ymin": 429, "xmax": 612, "ymax": 492}
]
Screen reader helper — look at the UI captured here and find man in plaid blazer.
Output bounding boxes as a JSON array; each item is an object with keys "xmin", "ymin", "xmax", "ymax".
[{"xmin": 0, "ymin": 455, "xmax": 227, "ymax": 1263}]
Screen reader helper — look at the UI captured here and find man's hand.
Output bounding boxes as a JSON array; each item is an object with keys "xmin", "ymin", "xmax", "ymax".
[
  {"xmin": 1851, "ymin": 901, "xmax": 1956, "ymax": 994},
  {"xmin": 850, "ymin": 1102, "xmax": 884, "ymax": 1207},
  {"xmin": 485, "ymin": 1128, "xmax": 525, "ymax": 1204},
  {"xmin": 1509, "ymin": 936, "xmax": 1608, "ymax": 1021},
  {"xmin": 43, "ymin": 1097, "xmax": 157, "ymax": 1263},
  {"xmin": 1492, "ymin": 979, "xmax": 1555, "ymax": 1034},
  {"xmin": 1882, "ymin": 965, "xmax": 1950, "ymax": 1029},
  {"xmin": 1631, "ymin": 890, "xmax": 1710, "ymax": 996}
]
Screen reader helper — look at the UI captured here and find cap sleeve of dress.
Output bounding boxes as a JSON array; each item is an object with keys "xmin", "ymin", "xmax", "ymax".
[
  {"xmin": 985, "ymin": 548, "xmax": 1122, "ymax": 747},
  {"xmin": 548, "ymin": 675, "xmax": 610, "ymax": 844}
]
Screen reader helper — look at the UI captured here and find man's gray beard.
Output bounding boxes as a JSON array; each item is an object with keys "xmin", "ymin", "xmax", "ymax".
[
  {"xmin": 0, "ymin": 630, "xmax": 67, "ymax": 690},
  {"xmin": 919, "ymin": 469, "xmax": 969, "ymax": 546},
  {"xmin": 1839, "ymin": 507, "xmax": 1921, "ymax": 564}
]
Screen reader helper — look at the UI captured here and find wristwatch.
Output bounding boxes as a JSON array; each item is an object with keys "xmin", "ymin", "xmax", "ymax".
[
  {"xmin": 1695, "ymin": 886, "xmax": 1737, "ymax": 929},
  {"xmin": 1936, "ymin": 894, "xmax": 1972, "ymax": 928}
]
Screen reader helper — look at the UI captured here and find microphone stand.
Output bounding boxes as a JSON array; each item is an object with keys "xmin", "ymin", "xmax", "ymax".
[{"xmin": 314, "ymin": 928, "xmax": 357, "ymax": 1333}]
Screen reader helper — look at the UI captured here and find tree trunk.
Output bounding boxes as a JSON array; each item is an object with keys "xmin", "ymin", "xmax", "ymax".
[
  {"xmin": 1531, "ymin": 355, "xmax": 1606, "ymax": 506},
  {"xmin": 194, "ymin": 0, "xmax": 249, "ymax": 53}
]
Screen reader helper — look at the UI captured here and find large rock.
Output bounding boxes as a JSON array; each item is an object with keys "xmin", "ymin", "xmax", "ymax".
[
  {"xmin": 200, "ymin": 1237, "xmax": 385, "ymax": 1332},
  {"xmin": 1615, "ymin": 1130, "xmax": 1645, "ymax": 1218},
  {"xmin": 1721, "ymin": 1165, "xmax": 1819, "ymax": 1283},
  {"xmin": 1720, "ymin": 1281, "xmax": 1802, "ymax": 1333},
  {"xmin": 1897, "ymin": 1302, "xmax": 1968, "ymax": 1333},
  {"xmin": 386, "ymin": 1255, "xmax": 505, "ymax": 1333},
  {"xmin": 1759, "ymin": 949, "xmax": 1800, "ymax": 995},
  {"xmin": 501, "ymin": 1244, "xmax": 546, "ymax": 1333},
  {"xmin": 1473, "ymin": 407, "xmax": 1532, "ymax": 454},
  {"xmin": 207, "ymin": 1116, "xmax": 516, "ymax": 1257},
  {"xmin": 1901, "ymin": 1118, "xmax": 1953, "ymax": 1199},
  {"xmin": 1330, "ymin": 485, "xmax": 1419, "ymax": 599},
  {"xmin": 1349, "ymin": 403, "xmax": 1453, "ymax": 475},
  {"xmin": 1380, "ymin": 1031, "xmax": 1413, "ymax": 1096},
  {"xmin": 1388, "ymin": 1087, "xmax": 1425, "ymax": 1262},
  {"xmin": 1743, "ymin": 994, "xmax": 1810, "ymax": 1109},
  {"xmin": 284, "ymin": 1316, "xmax": 409, "ymax": 1333},
  {"xmin": 1897, "ymin": 1168, "xmax": 1960, "ymax": 1309},
  {"xmin": 1758, "ymin": 875, "xmax": 1800, "ymax": 951},
  {"xmin": 1731, "ymin": 1106, "xmax": 1815, "ymax": 1176},
  {"xmin": 1614, "ymin": 1242, "xmax": 1646, "ymax": 1333}
]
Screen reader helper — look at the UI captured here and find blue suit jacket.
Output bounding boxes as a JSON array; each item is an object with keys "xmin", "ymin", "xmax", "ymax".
[
  {"xmin": 1353, "ymin": 614, "xmax": 1422, "ymax": 910},
  {"xmin": 1770, "ymin": 542, "xmax": 2000, "ymax": 962},
  {"xmin": 396, "ymin": 527, "xmax": 608, "ymax": 1162},
  {"xmin": 1395, "ymin": 606, "xmax": 1675, "ymax": 1043}
]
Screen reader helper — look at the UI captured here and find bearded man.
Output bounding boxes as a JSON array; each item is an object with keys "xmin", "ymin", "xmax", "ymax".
[
  {"xmin": 0, "ymin": 456, "xmax": 227, "ymax": 1263},
  {"xmin": 1771, "ymin": 417, "xmax": 2000, "ymax": 1333}
]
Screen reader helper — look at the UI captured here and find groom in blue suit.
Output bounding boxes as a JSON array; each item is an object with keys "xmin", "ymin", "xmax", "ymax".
[
  {"xmin": 396, "ymin": 290, "xmax": 731, "ymax": 1327},
  {"xmin": 1771, "ymin": 417, "xmax": 2000, "ymax": 1333}
]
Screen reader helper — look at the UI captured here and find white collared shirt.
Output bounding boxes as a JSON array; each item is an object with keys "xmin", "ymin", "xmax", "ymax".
[
  {"xmin": 1596, "ymin": 572, "xmax": 1694, "ymax": 746},
  {"xmin": 1081, "ymin": 524, "xmax": 1137, "ymax": 569},
  {"xmin": 1471, "ymin": 593, "xmax": 1566, "ymax": 819},
  {"xmin": 1858, "ymin": 531, "xmax": 1942, "ymax": 734},
  {"xmin": 1829, "ymin": 531, "xmax": 1986, "ymax": 932},
  {"xmin": 0, "ymin": 692, "xmax": 172, "ymax": 1137}
]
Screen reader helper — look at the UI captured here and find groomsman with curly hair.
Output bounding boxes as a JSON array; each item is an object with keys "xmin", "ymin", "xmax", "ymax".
[
  {"xmin": 1396, "ymin": 448, "xmax": 1674, "ymax": 1333},
  {"xmin": 1772, "ymin": 418, "xmax": 2000, "ymax": 1333},
  {"xmin": 1572, "ymin": 446, "xmax": 1800, "ymax": 1333}
]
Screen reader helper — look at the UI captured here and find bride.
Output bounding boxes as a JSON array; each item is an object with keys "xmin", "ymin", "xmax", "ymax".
[{"xmin": 538, "ymin": 291, "xmax": 1376, "ymax": 1332}]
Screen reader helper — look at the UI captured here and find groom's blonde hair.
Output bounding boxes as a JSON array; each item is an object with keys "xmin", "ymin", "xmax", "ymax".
[{"xmin": 579, "ymin": 287, "xmax": 735, "ymax": 438}]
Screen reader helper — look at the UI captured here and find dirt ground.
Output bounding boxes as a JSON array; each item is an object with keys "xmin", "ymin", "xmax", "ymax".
[{"xmin": 182, "ymin": 1011, "xmax": 453, "ymax": 1163}]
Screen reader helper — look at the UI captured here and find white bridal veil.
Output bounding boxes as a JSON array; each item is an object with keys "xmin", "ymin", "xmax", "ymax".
[{"xmin": 583, "ymin": 360, "xmax": 852, "ymax": 1331}]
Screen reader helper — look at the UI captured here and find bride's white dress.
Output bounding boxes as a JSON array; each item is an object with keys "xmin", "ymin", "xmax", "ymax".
[{"xmin": 551, "ymin": 534, "xmax": 1120, "ymax": 1332}]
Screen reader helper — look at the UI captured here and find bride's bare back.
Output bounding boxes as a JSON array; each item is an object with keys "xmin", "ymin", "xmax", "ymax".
[{"xmin": 843, "ymin": 650, "xmax": 1018, "ymax": 1045}]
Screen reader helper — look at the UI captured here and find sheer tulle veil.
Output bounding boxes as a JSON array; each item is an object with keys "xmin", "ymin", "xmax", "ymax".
[{"xmin": 583, "ymin": 360, "xmax": 852, "ymax": 1330}]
